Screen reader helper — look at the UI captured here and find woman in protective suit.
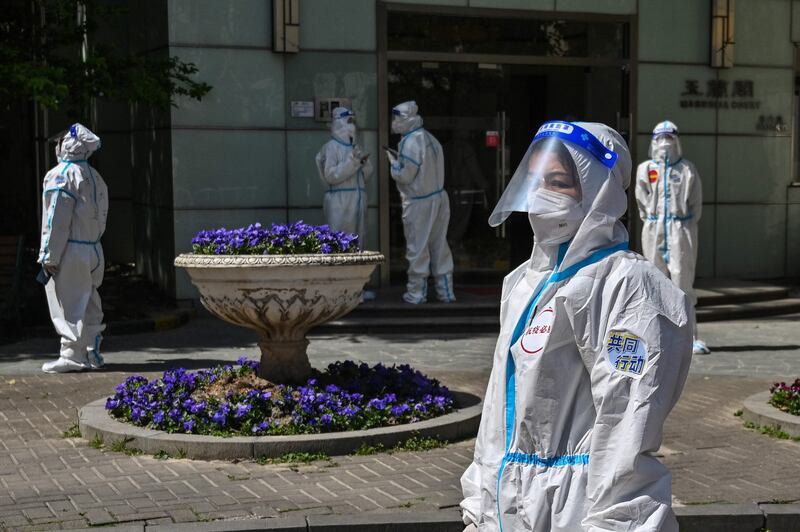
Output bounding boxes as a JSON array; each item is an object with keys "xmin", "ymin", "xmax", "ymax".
[
  {"xmin": 315, "ymin": 107, "xmax": 373, "ymax": 249},
  {"xmin": 388, "ymin": 101, "xmax": 455, "ymax": 305},
  {"xmin": 38, "ymin": 124, "xmax": 108, "ymax": 373},
  {"xmin": 460, "ymin": 121, "xmax": 692, "ymax": 531},
  {"xmin": 635, "ymin": 121, "xmax": 708, "ymax": 355}
]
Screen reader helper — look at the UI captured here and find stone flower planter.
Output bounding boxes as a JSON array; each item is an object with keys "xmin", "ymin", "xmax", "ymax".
[{"xmin": 174, "ymin": 252, "xmax": 384, "ymax": 383}]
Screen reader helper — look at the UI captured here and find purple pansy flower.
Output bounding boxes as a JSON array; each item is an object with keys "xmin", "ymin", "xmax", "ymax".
[
  {"xmin": 191, "ymin": 221, "xmax": 360, "ymax": 255},
  {"xmin": 104, "ymin": 359, "xmax": 454, "ymax": 436}
]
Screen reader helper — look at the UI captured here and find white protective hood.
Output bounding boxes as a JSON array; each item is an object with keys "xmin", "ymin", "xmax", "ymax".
[
  {"xmin": 392, "ymin": 100, "xmax": 423, "ymax": 135},
  {"xmin": 56, "ymin": 123, "xmax": 101, "ymax": 161},
  {"xmin": 492, "ymin": 121, "xmax": 632, "ymax": 274},
  {"xmin": 649, "ymin": 120, "xmax": 683, "ymax": 162}
]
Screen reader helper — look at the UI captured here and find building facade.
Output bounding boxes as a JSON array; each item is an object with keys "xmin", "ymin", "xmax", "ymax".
[{"xmin": 69, "ymin": 0, "xmax": 800, "ymax": 298}]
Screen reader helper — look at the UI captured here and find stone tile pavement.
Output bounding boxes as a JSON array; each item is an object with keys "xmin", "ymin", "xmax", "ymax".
[
  {"xmin": 663, "ymin": 375, "xmax": 800, "ymax": 504},
  {"xmin": 0, "ymin": 315, "xmax": 799, "ymax": 529},
  {"xmin": 0, "ymin": 372, "xmax": 473, "ymax": 530}
]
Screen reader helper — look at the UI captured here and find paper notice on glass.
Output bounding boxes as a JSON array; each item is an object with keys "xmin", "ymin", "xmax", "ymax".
[{"xmin": 291, "ymin": 101, "xmax": 314, "ymax": 118}]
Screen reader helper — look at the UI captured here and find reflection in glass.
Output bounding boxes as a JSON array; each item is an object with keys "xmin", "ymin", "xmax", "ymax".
[
  {"xmin": 387, "ymin": 60, "xmax": 626, "ymax": 284},
  {"xmin": 388, "ymin": 12, "xmax": 628, "ymax": 59}
]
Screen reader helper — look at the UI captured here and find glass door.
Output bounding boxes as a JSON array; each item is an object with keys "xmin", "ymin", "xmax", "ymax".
[
  {"xmin": 386, "ymin": 60, "xmax": 628, "ymax": 284},
  {"xmin": 387, "ymin": 61, "xmax": 511, "ymax": 284}
]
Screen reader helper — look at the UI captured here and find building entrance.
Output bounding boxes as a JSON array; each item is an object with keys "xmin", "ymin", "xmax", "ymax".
[{"xmin": 381, "ymin": 7, "xmax": 632, "ymax": 285}]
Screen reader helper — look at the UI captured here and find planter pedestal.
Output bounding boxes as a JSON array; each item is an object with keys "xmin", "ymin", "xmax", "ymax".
[
  {"xmin": 175, "ymin": 252, "xmax": 384, "ymax": 383},
  {"xmin": 257, "ymin": 337, "xmax": 311, "ymax": 384}
]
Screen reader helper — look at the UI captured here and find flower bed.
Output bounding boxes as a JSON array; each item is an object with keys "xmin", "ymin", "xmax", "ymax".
[
  {"xmin": 191, "ymin": 221, "xmax": 359, "ymax": 255},
  {"xmin": 769, "ymin": 378, "xmax": 800, "ymax": 416},
  {"xmin": 105, "ymin": 359, "xmax": 455, "ymax": 436}
]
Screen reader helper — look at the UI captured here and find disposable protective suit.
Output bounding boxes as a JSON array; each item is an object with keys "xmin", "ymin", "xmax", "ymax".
[
  {"xmin": 38, "ymin": 124, "xmax": 108, "ymax": 373},
  {"xmin": 461, "ymin": 121, "xmax": 693, "ymax": 531},
  {"xmin": 635, "ymin": 121, "xmax": 708, "ymax": 354},
  {"xmin": 389, "ymin": 101, "xmax": 455, "ymax": 304},
  {"xmin": 315, "ymin": 107, "xmax": 373, "ymax": 248}
]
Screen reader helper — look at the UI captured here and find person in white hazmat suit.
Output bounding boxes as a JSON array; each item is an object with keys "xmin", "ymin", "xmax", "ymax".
[
  {"xmin": 387, "ymin": 101, "xmax": 455, "ymax": 304},
  {"xmin": 38, "ymin": 124, "xmax": 108, "ymax": 374},
  {"xmin": 635, "ymin": 121, "xmax": 709, "ymax": 355},
  {"xmin": 315, "ymin": 107, "xmax": 373, "ymax": 247},
  {"xmin": 460, "ymin": 121, "xmax": 692, "ymax": 531}
]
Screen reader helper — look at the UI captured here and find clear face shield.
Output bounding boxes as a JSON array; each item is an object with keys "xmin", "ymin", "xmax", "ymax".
[
  {"xmin": 48, "ymin": 129, "xmax": 69, "ymax": 160},
  {"xmin": 650, "ymin": 132, "xmax": 681, "ymax": 162},
  {"xmin": 391, "ymin": 104, "xmax": 420, "ymax": 134},
  {"xmin": 332, "ymin": 110, "xmax": 357, "ymax": 144},
  {"xmin": 391, "ymin": 108, "xmax": 404, "ymax": 133},
  {"xmin": 342, "ymin": 114, "xmax": 356, "ymax": 139},
  {"xmin": 653, "ymin": 132, "xmax": 675, "ymax": 154},
  {"xmin": 334, "ymin": 109, "xmax": 354, "ymax": 125},
  {"xmin": 489, "ymin": 121, "xmax": 618, "ymax": 244}
]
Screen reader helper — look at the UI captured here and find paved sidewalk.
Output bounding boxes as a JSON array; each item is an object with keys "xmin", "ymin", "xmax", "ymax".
[{"xmin": 0, "ymin": 316, "xmax": 799, "ymax": 529}]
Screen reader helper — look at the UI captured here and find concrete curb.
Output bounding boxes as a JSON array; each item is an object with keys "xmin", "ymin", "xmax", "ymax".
[
  {"xmin": 60, "ymin": 504, "xmax": 800, "ymax": 531},
  {"xmin": 674, "ymin": 502, "xmax": 764, "ymax": 531},
  {"xmin": 742, "ymin": 390, "xmax": 800, "ymax": 438},
  {"xmin": 79, "ymin": 391, "xmax": 482, "ymax": 460},
  {"xmin": 760, "ymin": 503, "xmax": 800, "ymax": 531}
]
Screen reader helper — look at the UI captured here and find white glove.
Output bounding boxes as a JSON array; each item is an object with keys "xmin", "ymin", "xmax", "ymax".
[
  {"xmin": 386, "ymin": 149, "xmax": 398, "ymax": 166},
  {"xmin": 351, "ymin": 145, "xmax": 364, "ymax": 160},
  {"xmin": 463, "ymin": 524, "xmax": 478, "ymax": 532}
]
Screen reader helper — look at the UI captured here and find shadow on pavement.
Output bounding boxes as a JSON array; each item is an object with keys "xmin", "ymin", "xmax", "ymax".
[
  {"xmin": 0, "ymin": 318, "xmax": 253, "ymax": 357},
  {"xmin": 313, "ymin": 332, "xmax": 475, "ymax": 345},
  {"xmin": 91, "ymin": 358, "xmax": 233, "ymax": 373},
  {"xmin": 0, "ymin": 317, "xmax": 482, "ymax": 360},
  {"xmin": 710, "ymin": 344, "xmax": 800, "ymax": 352}
]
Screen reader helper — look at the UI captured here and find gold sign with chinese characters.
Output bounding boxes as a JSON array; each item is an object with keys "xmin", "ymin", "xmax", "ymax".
[
  {"xmin": 679, "ymin": 79, "xmax": 759, "ymax": 109},
  {"xmin": 678, "ymin": 78, "xmax": 787, "ymax": 134}
]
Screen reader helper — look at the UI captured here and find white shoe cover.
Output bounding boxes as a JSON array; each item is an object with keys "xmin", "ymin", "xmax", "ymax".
[
  {"xmin": 42, "ymin": 358, "xmax": 89, "ymax": 374},
  {"xmin": 87, "ymin": 350, "xmax": 105, "ymax": 369},
  {"xmin": 692, "ymin": 339, "xmax": 711, "ymax": 355},
  {"xmin": 402, "ymin": 291, "xmax": 426, "ymax": 304}
]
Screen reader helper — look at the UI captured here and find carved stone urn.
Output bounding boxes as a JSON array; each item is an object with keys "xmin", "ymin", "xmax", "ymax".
[{"xmin": 174, "ymin": 252, "xmax": 384, "ymax": 383}]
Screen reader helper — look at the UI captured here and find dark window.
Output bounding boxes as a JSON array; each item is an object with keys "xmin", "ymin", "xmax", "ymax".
[{"xmin": 388, "ymin": 12, "xmax": 628, "ymax": 60}]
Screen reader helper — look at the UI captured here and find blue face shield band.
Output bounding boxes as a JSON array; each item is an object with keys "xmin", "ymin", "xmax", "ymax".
[{"xmin": 533, "ymin": 121, "xmax": 618, "ymax": 169}]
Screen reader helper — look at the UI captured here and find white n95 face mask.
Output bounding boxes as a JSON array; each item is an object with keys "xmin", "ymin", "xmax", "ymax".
[
  {"xmin": 391, "ymin": 118, "xmax": 402, "ymax": 134},
  {"xmin": 342, "ymin": 123, "xmax": 356, "ymax": 142},
  {"xmin": 652, "ymin": 136, "xmax": 679, "ymax": 162},
  {"xmin": 528, "ymin": 189, "xmax": 585, "ymax": 245}
]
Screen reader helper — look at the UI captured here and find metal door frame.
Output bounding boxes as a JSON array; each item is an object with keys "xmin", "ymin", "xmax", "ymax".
[{"xmin": 377, "ymin": 1, "xmax": 637, "ymax": 284}]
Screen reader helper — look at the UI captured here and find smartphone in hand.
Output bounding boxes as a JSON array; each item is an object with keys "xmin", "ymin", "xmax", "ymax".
[{"xmin": 36, "ymin": 267, "xmax": 51, "ymax": 285}]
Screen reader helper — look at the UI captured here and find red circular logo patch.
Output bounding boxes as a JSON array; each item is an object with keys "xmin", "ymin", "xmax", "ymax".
[{"xmin": 520, "ymin": 307, "xmax": 555, "ymax": 355}]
